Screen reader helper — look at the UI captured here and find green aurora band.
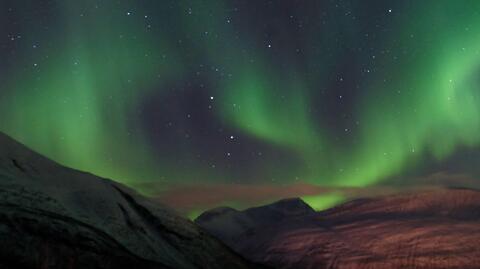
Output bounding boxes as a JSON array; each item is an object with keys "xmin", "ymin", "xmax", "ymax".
[{"xmin": 2, "ymin": 1, "xmax": 480, "ymax": 209}]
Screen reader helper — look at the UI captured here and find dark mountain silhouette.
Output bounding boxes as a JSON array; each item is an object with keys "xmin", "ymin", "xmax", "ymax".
[{"xmin": 0, "ymin": 132, "xmax": 264, "ymax": 269}]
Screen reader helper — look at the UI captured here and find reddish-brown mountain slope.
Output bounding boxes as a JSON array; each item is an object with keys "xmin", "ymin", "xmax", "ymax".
[{"xmin": 197, "ymin": 188, "xmax": 480, "ymax": 269}]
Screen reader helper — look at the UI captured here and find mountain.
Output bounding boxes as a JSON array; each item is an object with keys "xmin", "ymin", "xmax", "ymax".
[
  {"xmin": 196, "ymin": 198, "xmax": 315, "ymax": 248},
  {"xmin": 196, "ymin": 188, "xmax": 480, "ymax": 269},
  {"xmin": 0, "ymin": 132, "xmax": 263, "ymax": 269}
]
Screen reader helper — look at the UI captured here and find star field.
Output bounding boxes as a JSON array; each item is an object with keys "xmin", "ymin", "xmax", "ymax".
[{"xmin": 1, "ymin": 0, "xmax": 480, "ymax": 201}]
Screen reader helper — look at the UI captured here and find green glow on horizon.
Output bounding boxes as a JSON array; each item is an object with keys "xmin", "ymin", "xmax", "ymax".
[
  {"xmin": 302, "ymin": 192, "xmax": 345, "ymax": 211},
  {"xmin": 187, "ymin": 210, "xmax": 204, "ymax": 221}
]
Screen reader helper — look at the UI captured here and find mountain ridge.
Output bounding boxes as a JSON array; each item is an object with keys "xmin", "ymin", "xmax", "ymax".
[
  {"xmin": 197, "ymin": 187, "xmax": 480, "ymax": 269},
  {"xmin": 0, "ymin": 132, "xmax": 264, "ymax": 269}
]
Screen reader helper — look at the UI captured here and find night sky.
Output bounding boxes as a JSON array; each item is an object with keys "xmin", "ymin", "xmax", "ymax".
[{"xmin": 2, "ymin": 1, "xmax": 480, "ymax": 213}]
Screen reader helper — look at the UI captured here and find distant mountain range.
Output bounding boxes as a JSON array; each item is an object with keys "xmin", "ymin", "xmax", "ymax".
[{"xmin": 197, "ymin": 187, "xmax": 480, "ymax": 269}]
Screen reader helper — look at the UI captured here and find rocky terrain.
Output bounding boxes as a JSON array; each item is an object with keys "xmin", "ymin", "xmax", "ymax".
[
  {"xmin": 0, "ymin": 132, "xmax": 263, "ymax": 269},
  {"xmin": 197, "ymin": 188, "xmax": 480, "ymax": 269}
]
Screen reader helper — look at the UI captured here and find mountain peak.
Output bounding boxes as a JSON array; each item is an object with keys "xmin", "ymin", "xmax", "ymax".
[
  {"xmin": 196, "ymin": 206, "xmax": 238, "ymax": 223},
  {"xmin": 261, "ymin": 197, "xmax": 314, "ymax": 214}
]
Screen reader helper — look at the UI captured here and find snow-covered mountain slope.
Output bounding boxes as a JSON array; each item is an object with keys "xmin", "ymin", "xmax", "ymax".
[{"xmin": 0, "ymin": 132, "xmax": 263, "ymax": 269}]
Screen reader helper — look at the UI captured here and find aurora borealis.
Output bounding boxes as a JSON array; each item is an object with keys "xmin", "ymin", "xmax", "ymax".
[{"xmin": 2, "ymin": 1, "xmax": 480, "ymax": 212}]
